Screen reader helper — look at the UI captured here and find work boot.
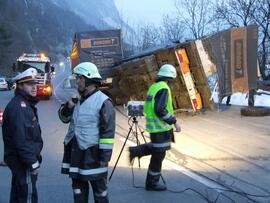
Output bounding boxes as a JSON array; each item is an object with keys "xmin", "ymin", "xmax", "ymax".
[
  {"xmin": 129, "ymin": 143, "xmax": 153, "ymax": 164},
  {"xmin": 94, "ymin": 195, "xmax": 109, "ymax": 203},
  {"xmin": 145, "ymin": 172, "xmax": 167, "ymax": 191}
]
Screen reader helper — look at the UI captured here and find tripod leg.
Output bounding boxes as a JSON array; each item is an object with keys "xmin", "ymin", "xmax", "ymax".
[
  {"xmin": 109, "ymin": 122, "xmax": 134, "ymax": 181},
  {"xmin": 134, "ymin": 122, "xmax": 141, "ymax": 168},
  {"xmin": 138, "ymin": 125, "xmax": 147, "ymax": 143}
]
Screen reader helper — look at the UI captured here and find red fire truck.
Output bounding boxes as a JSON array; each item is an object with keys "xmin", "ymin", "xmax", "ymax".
[{"xmin": 16, "ymin": 53, "xmax": 54, "ymax": 99}]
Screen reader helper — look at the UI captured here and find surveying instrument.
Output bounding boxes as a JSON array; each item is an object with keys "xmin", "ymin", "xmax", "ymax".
[{"xmin": 109, "ymin": 101, "xmax": 146, "ymax": 181}]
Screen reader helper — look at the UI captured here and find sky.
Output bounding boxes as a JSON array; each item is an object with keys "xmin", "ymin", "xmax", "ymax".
[{"xmin": 114, "ymin": 0, "xmax": 176, "ymax": 26}]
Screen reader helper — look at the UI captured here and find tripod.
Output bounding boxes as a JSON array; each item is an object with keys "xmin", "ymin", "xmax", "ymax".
[{"xmin": 109, "ymin": 116, "xmax": 146, "ymax": 181}]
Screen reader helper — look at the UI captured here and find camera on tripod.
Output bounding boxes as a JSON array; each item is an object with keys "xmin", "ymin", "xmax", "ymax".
[
  {"xmin": 127, "ymin": 101, "xmax": 144, "ymax": 117},
  {"xmin": 110, "ymin": 101, "xmax": 146, "ymax": 181}
]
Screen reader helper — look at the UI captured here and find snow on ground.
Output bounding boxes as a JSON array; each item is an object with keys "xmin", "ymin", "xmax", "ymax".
[{"xmin": 212, "ymin": 91, "xmax": 270, "ymax": 107}]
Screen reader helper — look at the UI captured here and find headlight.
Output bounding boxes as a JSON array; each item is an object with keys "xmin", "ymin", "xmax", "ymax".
[{"xmin": 44, "ymin": 86, "xmax": 51, "ymax": 92}]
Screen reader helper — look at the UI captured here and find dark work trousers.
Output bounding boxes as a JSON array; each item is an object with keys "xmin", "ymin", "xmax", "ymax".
[
  {"xmin": 131, "ymin": 143, "xmax": 166, "ymax": 186},
  {"xmin": 131, "ymin": 143, "xmax": 166, "ymax": 173},
  {"xmin": 148, "ymin": 151, "xmax": 166, "ymax": 173},
  {"xmin": 72, "ymin": 178, "xmax": 108, "ymax": 203},
  {"xmin": 10, "ymin": 169, "xmax": 38, "ymax": 203}
]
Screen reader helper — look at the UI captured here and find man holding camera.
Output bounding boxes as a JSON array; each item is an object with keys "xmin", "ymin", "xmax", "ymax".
[
  {"xmin": 129, "ymin": 64, "xmax": 181, "ymax": 191},
  {"xmin": 58, "ymin": 62, "xmax": 115, "ymax": 203}
]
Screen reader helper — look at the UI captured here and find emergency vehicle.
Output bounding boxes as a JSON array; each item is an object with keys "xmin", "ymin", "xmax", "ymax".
[{"xmin": 16, "ymin": 53, "xmax": 54, "ymax": 99}]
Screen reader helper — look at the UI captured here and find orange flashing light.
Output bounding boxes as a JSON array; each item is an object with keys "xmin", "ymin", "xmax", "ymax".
[
  {"xmin": 40, "ymin": 53, "xmax": 46, "ymax": 59},
  {"xmin": 71, "ymin": 41, "xmax": 79, "ymax": 58}
]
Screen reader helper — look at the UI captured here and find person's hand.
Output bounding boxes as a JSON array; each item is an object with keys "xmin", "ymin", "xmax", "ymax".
[
  {"xmin": 31, "ymin": 168, "xmax": 39, "ymax": 175},
  {"xmin": 174, "ymin": 121, "xmax": 181, "ymax": 132},
  {"xmin": 68, "ymin": 94, "xmax": 78, "ymax": 108}
]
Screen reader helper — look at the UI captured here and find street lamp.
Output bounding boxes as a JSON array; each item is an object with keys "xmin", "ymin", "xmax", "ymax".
[{"xmin": 59, "ymin": 62, "xmax": 65, "ymax": 67}]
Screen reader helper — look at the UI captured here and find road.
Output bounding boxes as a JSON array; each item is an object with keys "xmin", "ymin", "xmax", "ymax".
[{"xmin": 0, "ymin": 66, "xmax": 270, "ymax": 202}]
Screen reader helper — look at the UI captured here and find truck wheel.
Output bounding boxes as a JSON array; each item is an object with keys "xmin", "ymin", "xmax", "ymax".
[{"xmin": 240, "ymin": 106, "xmax": 270, "ymax": 117}]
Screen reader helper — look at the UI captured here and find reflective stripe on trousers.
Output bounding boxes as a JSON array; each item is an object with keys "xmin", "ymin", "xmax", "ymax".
[
  {"xmin": 69, "ymin": 167, "xmax": 108, "ymax": 175},
  {"xmin": 95, "ymin": 190, "xmax": 108, "ymax": 197},
  {"xmin": 148, "ymin": 170, "xmax": 161, "ymax": 176},
  {"xmin": 26, "ymin": 169, "xmax": 33, "ymax": 203},
  {"xmin": 99, "ymin": 144, "xmax": 113, "ymax": 149},
  {"xmin": 152, "ymin": 142, "xmax": 171, "ymax": 148}
]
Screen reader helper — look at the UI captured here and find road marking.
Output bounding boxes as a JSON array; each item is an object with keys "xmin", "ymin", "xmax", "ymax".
[
  {"xmin": 184, "ymin": 128, "xmax": 270, "ymax": 173},
  {"xmin": 119, "ymin": 137, "xmax": 225, "ymax": 192},
  {"xmin": 163, "ymin": 159, "xmax": 225, "ymax": 192}
]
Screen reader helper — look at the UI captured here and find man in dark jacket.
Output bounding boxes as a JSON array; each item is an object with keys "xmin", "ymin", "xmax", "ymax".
[
  {"xmin": 2, "ymin": 68, "xmax": 43, "ymax": 203},
  {"xmin": 129, "ymin": 64, "xmax": 181, "ymax": 191},
  {"xmin": 58, "ymin": 62, "xmax": 115, "ymax": 203}
]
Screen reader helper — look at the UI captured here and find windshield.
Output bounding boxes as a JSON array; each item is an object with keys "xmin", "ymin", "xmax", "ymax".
[{"xmin": 18, "ymin": 62, "xmax": 49, "ymax": 73}]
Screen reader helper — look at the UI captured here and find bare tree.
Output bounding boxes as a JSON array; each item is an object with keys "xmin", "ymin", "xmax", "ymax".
[
  {"xmin": 252, "ymin": 0, "xmax": 270, "ymax": 78},
  {"xmin": 216, "ymin": 0, "xmax": 270, "ymax": 78},
  {"xmin": 174, "ymin": 0, "xmax": 215, "ymax": 39},
  {"xmin": 136, "ymin": 23, "xmax": 160, "ymax": 51},
  {"xmin": 117, "ymin": 10, "xmax": 138, "ymax": 57},
  {"xmin": 216, "ymin": 0, "xmax": 257, "ymax": 27},
  {"xmin": 160, "ymin": 14, "xmax": 186, "ymax": 43}
]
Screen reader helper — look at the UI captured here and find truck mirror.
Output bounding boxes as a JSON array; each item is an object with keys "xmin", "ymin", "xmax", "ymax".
[{"xmin": 50, "ymin": 66, "xmax": 55, "ymax": 72}]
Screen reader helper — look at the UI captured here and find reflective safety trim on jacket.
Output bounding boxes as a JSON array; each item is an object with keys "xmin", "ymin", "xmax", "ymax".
[
  {"xmin": 99, "ymin": 138, "xmax": 114, "ymax": 144},
  {"xmin": 146, "ymin": 119, "xmax": 172, "ymax": 131},
  {"xmin": 152, "ymin": 142, "xmax": 171, "ymax": 148},
  {"xmin": 69, "ymin": 167, "xmax": 108, "ymax": 175},
  {"xmin": 58, "ymin": 106, "xmax": 70, "ymax": 123},
  {"xmin": 146, "ymin": 117, "xmax": 173, "ymax": 131},
  {"xmin": 32, "ymin": 161, "xmax": 39, "ymax": 169},
  {"xmin": 144, "ymin": 81, "xmax": 174, "ymax": 133},
  {"xmin": 59, "ymin": 114, "xmax": 70, "ymax": 123},
  {"xmin": 99, "ymin": 144, "xmax": 113, "ymax": 149},
  {"xmin": 161, "ymin": 113, "xmax": 172, "ymax": 120},
  {"xmin": 99, "ymin": 138, "xmax": 114, "ymax": 149}
]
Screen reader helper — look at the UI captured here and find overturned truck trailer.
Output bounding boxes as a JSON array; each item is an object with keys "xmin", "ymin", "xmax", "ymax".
[{"xmin": 108, "ymin": 25, "xmax": 258, "ymax": 112}]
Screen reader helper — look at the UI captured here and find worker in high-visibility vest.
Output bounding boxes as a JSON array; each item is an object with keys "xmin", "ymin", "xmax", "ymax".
[{"xmin": 129, "ymin": 64, "xmax": 181, "ymax": 191}]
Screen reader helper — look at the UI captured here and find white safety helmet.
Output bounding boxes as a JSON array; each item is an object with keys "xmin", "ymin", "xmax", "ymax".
[
  {"xmin": 13, "ymin": 68, "xmax": 38, "ymax": 84},
  {"xmin": 73, "ymin": 62, "xmax": 102, "ymax": 80},
  {"xmin": 157, "ymin": 64, "xmax": 177, "ymax": 79}
]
